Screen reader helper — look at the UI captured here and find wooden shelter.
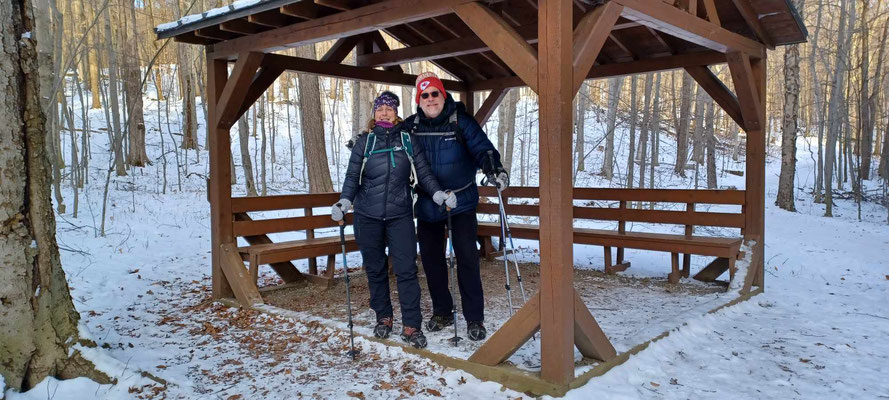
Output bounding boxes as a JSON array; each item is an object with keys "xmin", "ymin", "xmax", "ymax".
[{"xmin": 156, "ymin": 0, "xmax": 805, "ymax": 394}]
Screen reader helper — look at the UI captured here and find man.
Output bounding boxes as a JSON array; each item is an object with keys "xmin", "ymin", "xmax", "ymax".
[{"xmin": 404, "ymin": 72, "xmax": 509, "ymax": 341}]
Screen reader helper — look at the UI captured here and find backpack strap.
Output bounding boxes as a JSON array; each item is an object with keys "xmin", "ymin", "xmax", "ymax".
[
  {"xmin": 358, "ymin": 132, "xmax": 377, "ymax": 185},
  {"xmin": 401, "ymin": 131, "xmax": 418, "ymax": 188}
]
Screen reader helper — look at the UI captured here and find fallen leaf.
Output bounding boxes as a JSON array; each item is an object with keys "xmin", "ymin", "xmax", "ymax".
[
  {"xmin": 346, "ymin": 391, "xmax": 365, "ymax": 400},
  {"xmin": 423, "ymin": 388, "xmax": 442, "ymax": 397},
  {"xmin": 650, "ymin": 382, "xmax": 660, "ymax": 388},
  {"xmin": 226, "ymin": 395, "xmax": 242, "ymax": 400},
  {"xmin": 458, "ymin": 376, "xmax": 467, "ymax": 385},
  {"xmin": 799, "ymin": 358, "xmax": 811, "ymax": 363},
  {"xmin": 156, "ymin": 365, "xmax": 167, "ymax": 369}
]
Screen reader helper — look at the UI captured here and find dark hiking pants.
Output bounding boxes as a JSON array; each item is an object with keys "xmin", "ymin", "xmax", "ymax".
[
  {"xmin": 417, "ymin": 210, "xmax": 484, "ymax": 322},
  {"xmin": 353, "ymin": 214, "xmax": 423, "ymax": 329}
]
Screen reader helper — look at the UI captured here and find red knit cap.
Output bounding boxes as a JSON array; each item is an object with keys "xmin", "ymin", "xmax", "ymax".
[{"xmin": 415, "ymin": 72, "xmax": 448, "ymax": 104}]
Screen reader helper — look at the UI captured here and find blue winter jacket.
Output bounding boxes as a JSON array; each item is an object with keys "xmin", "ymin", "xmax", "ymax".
[{"xmin": 403, "ymin": 95, "xmax": 503, "ymax": 222}]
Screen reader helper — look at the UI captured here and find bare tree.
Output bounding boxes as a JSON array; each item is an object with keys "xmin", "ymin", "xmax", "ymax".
[
  {"xmin": 124, "ymin": 0, "xmax": 148, "ymax": 166},
  {"xmin": 601, "ymin": 76, "xmax": 622, "ymax": 180},
  {"xmin": 574, "ymin": 83, "xmax": 588, "ymax": 173},
  {"xmin": 237, "ymin": 115, "xmax": 259, "ymax": 196},
  {"xmin": 674, "ymin": 72, "xmax": 694, "ymax": 176},
  {"xmin": 777, "ymin": 14, "xmax": 802, "ymax": 211},
  {"xmin": 296, "ymin": 44, "xmax": 334, "ymax": 192},
  {"xmin": 824, "ymin": 0, "xmax": 854, "ymax": 217},
  {"xmin": 626, "ymin": 75, "xmax": 638, "ymax": 189},
  {"xmin": 705, "ymin": 98, "xmax": 718, "ymax": 189},
  {"xmin": 499, "ymin": 89, "xmax": 519, "ymax": 172},
  {"xmin": 637, "ymin": 73, "xmax": 654, "ymax": 189}
]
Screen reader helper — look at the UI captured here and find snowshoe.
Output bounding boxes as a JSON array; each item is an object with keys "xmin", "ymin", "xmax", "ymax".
[
  {"xmin": 467, "ymin": 321, "xmax": 487, "ymax": 341},
  {"xmin": 374, "ymin": 317, "xmax": 393, "ymax": 339},
  {"xmin": 401, "ymin": 327, "xmax": 428, "ymax": 348},
  {"xmin": 425, "ymin": 314, "xmax": 455, "ymax": 332}
]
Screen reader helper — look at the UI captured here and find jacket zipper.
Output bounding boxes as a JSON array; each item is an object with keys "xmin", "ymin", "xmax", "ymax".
[{"xmin": 382, "ymin": 128, "xmax": 391, "ymax": 221}]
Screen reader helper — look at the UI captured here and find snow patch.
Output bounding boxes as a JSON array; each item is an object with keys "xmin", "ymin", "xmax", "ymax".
[
  {"xmin": 20, "ymin": 31, "xmax": 31, "ymax": 39},
  {"xmin": 728, "ymin": 240, "xmax": 755, "ymax": 293}
]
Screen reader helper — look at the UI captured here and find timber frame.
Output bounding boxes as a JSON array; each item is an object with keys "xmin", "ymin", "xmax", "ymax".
[{"xmin": 157, "ymin": 0, "xmax": 805, "ymax": 394}]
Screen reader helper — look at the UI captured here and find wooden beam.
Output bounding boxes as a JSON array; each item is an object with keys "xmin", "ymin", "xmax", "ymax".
[
  {"xmin": 613, "ymin": 0, "xmax": 765, "ymax": 57},
  {"xmin": 538, "ymin": 0, "xmax": 577, "ymax": 384},
  {"xmin": 573, "ymin": 291, "xmax": 617, "ymax": 362},
  {"xmin": 572, "ymin": 2, "xmax": 623, "ymax": 93},
  {"xmin": 729, "ymin": 0, "xmax": 774, "ymax": 48},
  {"xmin": 219, "ymin": 19, "xmax": 266, "ymax": 35},
  {"xmin": 358, "ymin": 25, "xmax": 538, "ymax": 67},
  {"xmin": 468, "ymin": 292, "xmax": 540, "ymax": 365},
  {"xmin": 453, "ymin": 2, "xmax": 539, "ymax": 92},
  {"xmin": 469, "ymin": 50, "xmax": 726, "ymax": 91},
  {"xmin": 693, "ymin": 257, "xmax": 729, "ymax": 282},
  {"xmin": 279, "ymin": 2, "xmax": 330, "ymax": 19},
  {"xmin": 207, "ymin": 56, "xmax": 234, "ymax": 300},
  {"xmin": 216, "ymin": 52, "xmax": 265, "ymax": 130},
  {"xmin": 235, "ymin": 65, "xmax": 287, "ymax": 126},
  {"xmin": 474, "ymin": 88, "xmax": 507, "ymax": 125},
  {"xmin": 367, "ymin": 31, "xmax": 404, "ymax": 73},
  {"xmin": 726, "ymin": 51, "xmax": 764, "ymax": 132},
  {"xmin": 195, "ymin": 26, "xmax": 240, "ymax": 41},
  {"xmin": 247, "ymin": 9, "xmax": 291, "ymax": 28},
  {"xmin": 701, "ymin": 0, "xmax": 720, "ymax": 26},
  {"xmin": 684, "ymin": 65, "xmax": 746, "ymax": 130},
  {"xmin": 262, "ymin": 53, "xmax": 468, "ymax": 91},
  {"xmin": 320, "ymin": 35, "xmax": 364, "ymax": 63},
  {"xmin": 220, "ymin": 244, "xmax": 264, "ymax": 306},
  {"xmin": 747, "ymin": 54, "xmax": 766, "ymax": 288},
  {"xmin": 210, "ymin": 0, "xmax": 485, "ymax": 59}
]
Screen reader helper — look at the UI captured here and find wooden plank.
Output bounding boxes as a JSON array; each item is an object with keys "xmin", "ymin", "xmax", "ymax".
[
  {"xmin": 358, "ymin": 24, "xmax": 538, "ymax": 67},
  {"xmin": 320, "ymin": 35, "xmax": 365, "ymax": 63},
  {"xmin": 366, "ymin": 31, "xmax": 404, "ymax": 73},
  {"xmin": 210, "ymin": 0, "xmax": 486, "ymax": 58},
  {"xmin": 195, "ymin": 26, "xmax": 240, "ymax": 41},
  {"xmin": 474, "ymin": 88, "xmax": 507, "ymax": 125},
  {"xmin": 231, "ymin": 193, "xmax": 342, "ymax": 213},
  {"xmin": 315, "ymin": 0, "xmax": 364, "ymax": 11},
  {"xmin": 453, "ymin": 2, "xmax": 539, "ymax": 92},
  {"xmin": 684, "ymin": 64, "xmax": 746, "ymax": 130},
  {"xmin": 572, "ymin": 2, "xmax": 623, "ymax": 93},
  {"xmin": 208, "ymin": 57, "xmax": 234, "ymax": 300},
  {"xmin": 573, "ymin": 291, "xmax": 617, "ymax": 362},
  {"xmin": 537, "ymin": 0, "xmax": 577, "ymax": 384},
  {"xmin": 469, "ymin": 292, "xmax": 540, "ymax": 365},
  {"xmin": 726, "ymin": 51, "xmax": 764, "ymax": 133},
  {"xmin": 280, "ymin": 2, "xmax": 330, "ymax": 19},
  {"xmin": 220, "ymin": 244, "xmax": 264, "ymax": 306},
  {"xmin": 692, "ymin": 257, "xmax": 729, "ymax": 282},
  {"xmin": 477, "ymin": 186, "xmax": 746, "ymax": 204},
  {"xmin": 173, "ymin": 32, "xmax": 217, "ymax": 45},
  {"xmin": 234, "ymin": 213, "xmax": 305, "ymax": 284},
  {"xmin": 216, "ymin": 52, "xmax": 265, "ymax": 130},
  {"xmin": 612, "ymin": 0, "xmax": 765, "ymax": 57},
  {"xmin": 233, "ymin": 214, "xmax": 355, "ymax": 237},
  {"xmin": 477, "ymin": 203, "xmax": 745, "ymax": 228},
  {"xmin": 729, "ymin": 0, "xmax": 775, "ymax": 48},
  {"xmin": 261, "ymin": 53, "xmax": 468, "ymax": 91},
  {"xmin": 749, "ymin": 55, "xmax": 766, "ymax": 288},
  {"xmin": 469, "ymin": 50, "xmax": 727, "ymax": 91}
]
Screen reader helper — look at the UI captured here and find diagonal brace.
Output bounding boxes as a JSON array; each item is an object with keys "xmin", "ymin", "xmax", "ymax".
[
  {"xmin": 572, "ymin": 2, "xmax": 623, "ymax": 94},
  {"xmin": 216, "ymin": 52, "xmax": 266, "ymax": 130}
]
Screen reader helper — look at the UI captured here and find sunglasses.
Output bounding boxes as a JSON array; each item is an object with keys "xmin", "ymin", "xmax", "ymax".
[{"xmin": 420, "ymin": 91, "xmax": 441, "ymax": 100}]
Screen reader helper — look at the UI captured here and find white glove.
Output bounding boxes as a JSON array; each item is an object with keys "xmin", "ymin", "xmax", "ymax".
[
  {"xmin": 433, "ymin": 191, "xmax": 458, "ymax": 209},
  {"xmin": 331, "ymin": 199, "xmax": 352, "ymax": 222},
  {"xmin": 494, "ymin": 171, "xmax": 509, "ymax": 190}
]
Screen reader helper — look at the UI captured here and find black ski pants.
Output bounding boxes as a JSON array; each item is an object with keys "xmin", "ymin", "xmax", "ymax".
[
  {"xmin": 417, "ymin": 210, "xmax": 484, "ymax": 322},
  {"xmin": 353, "ymin": 214, "xmax": 423, "ymax": 329}
]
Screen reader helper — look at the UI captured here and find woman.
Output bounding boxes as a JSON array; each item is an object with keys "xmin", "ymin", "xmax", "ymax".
[{"xmin": 331, "ymin": 91, "xmax": 456, "ymax": 349}]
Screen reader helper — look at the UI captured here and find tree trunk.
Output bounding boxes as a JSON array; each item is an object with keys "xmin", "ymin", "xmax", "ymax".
[
  {"xmin": 691, "ymin": 82, "xmax": 706, "ymax": 164},
  {"xmin": 124, "ymin": 1, "xmax": 148, "ymax": 167},
  {"xmin": 777, "ymin": 41, "xmax": 800, "ymax": 211},
  {"xmin": 237, "ymin": 116, "xmax": 259, "ymax": 196},
  {"xmin": 179, "ymin": 46, "xmax": 199, "ymax": 150},
  {"xmin": 574, "ymin": 83, "xmax": 588, "ymax": 173},
  {"xmin": 649, "ymin": 73, "xmax": 663, "ymax": 195},
  {"xmin": 638, "ymin": 73, "xmax": 654, "ymax": 190},
  {"xmin": 674, "ymin": 72, "xmax": 694, "ymax": 176},
  {"xmin": 626, "ymin": 75, "xmax": 638, "ymax": 189},
  {"xmin": 296, "ymin": 44, "xmax": 334, "ymax": 193},
  {"xmin": 1, "ymin": 0, "xmax": 109, "ymax": 390},
  {"xmin": 810, "ymin": 0, "xmax": 825, "ymax": 202},
  {"xmin": 601, "ymin": 77, "xmax": 622, "ymax": 180},
  {"xmin": 825, "ymin": 0, "xmax": 854, "ymax": 216},
  {"xmin": 499, "ymin": 89, "xmax": 519, "ymax": 173},
  {"xmin": 103, "ymin": 5, "xmax": 126, "ymax": 176},
  {"xmin": 705, "ymin": 98, "xmax": 718, "ymax": 189}
]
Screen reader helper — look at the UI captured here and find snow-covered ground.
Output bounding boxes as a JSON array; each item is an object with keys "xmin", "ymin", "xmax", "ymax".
[{"xmin": 5, "ymin": 78, "xmax": 889, "ymax": 399}]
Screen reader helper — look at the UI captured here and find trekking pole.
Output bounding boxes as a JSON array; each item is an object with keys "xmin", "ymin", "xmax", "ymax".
[
  {"xmin": 495, "ymin": 185, "xmax": 528, "ymax": 305},
  {"xmin": 339, "ymin": 220, "xmax": 360, "ymax": 359},
  {"xmin": 445, "ymin": 204, "xmax": 463, "ymax": 346}
]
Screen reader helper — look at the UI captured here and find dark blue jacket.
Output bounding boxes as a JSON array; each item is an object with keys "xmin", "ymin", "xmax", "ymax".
[
  {"xmin": 403, "ymin": 96, "xmax": 503, "ymax": 222},
  {"xmin": 340, "ymin": 123, "xmax": 442, "ymax": 220}
]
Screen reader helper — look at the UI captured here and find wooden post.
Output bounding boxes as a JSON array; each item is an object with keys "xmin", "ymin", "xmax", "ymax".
[
  {"xmin": 208, "ymin": 56, "xmax": 234, "ymax": 299},
  {"xmin": 750, "ymin": 54, "xmax": 766, "ymax": 288},
  {"xmin": 538, "ymin": 0, "xmax": 576, "ymax": 385},
  {"xmin": 682, "ymin": 202, "xmax": 693, "ymax": 277},
  {"xmin": 306, "ymin": 207, "xmax": 318, "ymax": 275}
]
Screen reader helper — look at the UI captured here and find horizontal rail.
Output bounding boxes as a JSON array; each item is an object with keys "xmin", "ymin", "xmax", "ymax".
[
  {"xmin": 231, "ymin": 192, "xmax": 341, "ymax": 213},
  {"xmin": 233, "ymin": 214, "xmax": 353, "ymax": 237},
  {"xmin": 476, "ymin": 203, "xmax": 745, "ymax": 229},
  {"xmin": 477, "ymin": 186, "xmax": 746, "ymax": 205}
]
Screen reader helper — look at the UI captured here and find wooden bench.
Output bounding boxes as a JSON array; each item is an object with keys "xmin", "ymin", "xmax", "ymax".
[
  {"xmin": 475, "ymin": 186, "xmax": 747, "ymax": 284},
  {"xmin": 227, "ymin": 193, "xmax": 358, "ymax": 290}
]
